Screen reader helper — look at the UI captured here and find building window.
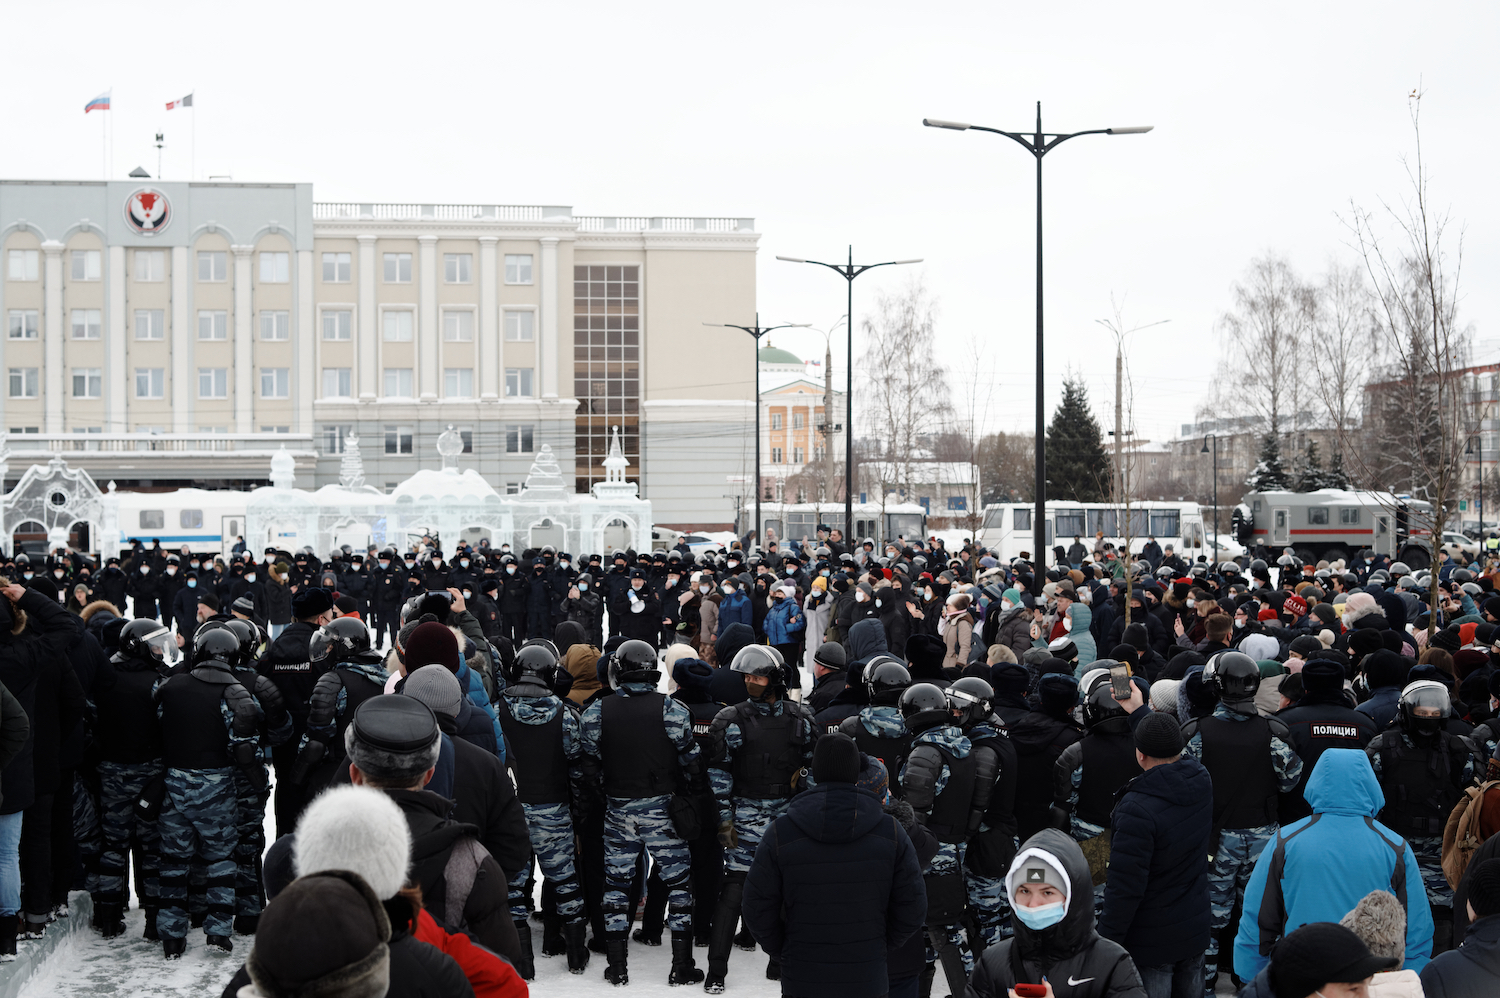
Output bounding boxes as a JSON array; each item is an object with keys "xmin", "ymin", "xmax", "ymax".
[
  {"xmin": 813, "ymin": 444, "xmax": 826, "ymax": 462},
  {"xmin": 322, "ymin": 367, "xmax": 352, "ymax": 398},
  {"xmin": 322, "ymin": 309, "xmax": 352, "ymax": 341},
  {"xmin": 573, "ymin": 264, "xmax": 640, "ymax": 492},
  {"xmin": 260, "ymin": 310, "xmax": 290, "ymax": 341},
  {"xmin": 134, "ymin": 367, "xmax": 165, "ymax": 399},
  {"xmin": 505, "ymin": 482, "xmax": 521, "ymax": 495},
  {"xmin": 505, "ymin": 368, "xmax": 534, "ymax": 398},
  {"xmin": 792, "ymin": 447, "xmax": 804, "ymax": 464},
  {"xmin": 197, "ymin": 250, "xmax": 227, "ymax": 282},
  {"xmin": 444, "ymin": 253, "xmax": 472, "ymax": 283},
  {"xmin": 198, "ymin": 367, "xmax": 228, "ymax": 399},
  {"xmin": 383, "ymin": 311, "xmax": 413, "ymax": 342},
  {"xmin": 7, "ymin": 427, "xmax": 38, "ymax": 435},
  {"xmin": 70, "ymin": 309, "xmax": 101, "ymax": 340},
  {"xmin": 770, "ymin": 413, "xmax": 783, "ymax": 430},
  {"xmin": 443, "ymin": 311, "xmax": 474, "ymax": 342},
  {"xmin": 321, "ymin": 425, "xmax": 352, "ymax": 454},
  {"xmin": 6, "ymin": 250, "xmax": 38, "ymax": 281},
  {"xmin": 321, "ymin": 252, "xmax": 351, "ymax": 282},
  {"xmin": 135, "ymin": 309, "xmax": 165, "ymax": 340},
  {"xmin": 505, "ymin": 254, "xmax": 533, "ymax": 284},
  {"xmin": 7, "ymin": 310, "xmax": 38, "ymax": 340},
  {"xmin": 505, "ymin": 424, "xmax": 535, "ymax": 453},
  {"xmin": 134, "ymin": 250, "xmax": 165, "ymax": 282},
  {"xmin": 71, "ymin": 250, "xmax": 101, "ymax": 281},
  {"xmin": 383, "ymin": 368, "xmax": 413, "ymax": 398},
  {"xmin": 445, "ymin": 368, "xmax": 474, "ymax": 398},
  {"xmin": 1340, "ymin": 507, "xmax": 1361, "ymax": 525},
  {"xmin": 504, "ymin": 310, "xmax": 534, "ymax": 342},
  {"xmin": 771, "ymin": 447, "xmax": 783, "ymax": 464},
  {"xmin": 260, "ymin": 367, "xmax": 290, "ymax": 398},
  {"xmin": 793, "ymin": 411, "xmax": 805, "ymax": 430},
  {"xmin": 260, "ymin": 425, "xmax": 291, "ymax": 434},
  {"xmin": 459, "ymin": 428, "xmax": 474, "ymax": 453},
  {"xmin": 259, "ymin": 251, "xmax": 290, "ymax": 283},
  {"xmin": 384, "ymin": 425, "xmax": 413, "ymax": 454},
  {"xmin": 383, "ymin": 253, "xmax": 412, "ymax": 283},
  {"xmin": 198, "ymin": 310, "xmax": 228, "ymax": 341},
  {"xmin": 947, "ymin": 496, "xmax": 968, "ymax": 511},
  {"xmin": 72, "ymin": 368, "xmax": 102, "ymax": 398}
]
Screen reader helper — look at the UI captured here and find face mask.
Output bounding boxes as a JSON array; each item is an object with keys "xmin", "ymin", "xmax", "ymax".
[
  {"xmin": 874, "ymin": 598, "xmax": 884, "ymax": 609},
  {"xmin": 462, "ymin": 590, "xmax": 473, "ymax": 600},
  {"xmin": 668, "ymin": 576, "xmax": 679, "ymax": 586},
  {"xmin": 1234, "ymin": 619, "xmax": 1245, "ymax": 629},
  {"xmin": 165, "ymin": 567, "xmax": 177, "ymax": 576},
  {"xmin": 561, "ymin": 561, "xmax": 571, "ymax": 569},
  {"xmin": 820, "ymin": 569, "xmax": 830, "ymax": 577},
  {"xmin": 501, "ymin": 546, "xmax": 510, "ymax": 553},
  {"xmin": 23, "ymin": 572, "xmax": 33, "ymax": 580},
  {"xmin": 1001, "ymin": 599, "xmax": 1014, "ymax": 612},
  {"xmin": 1062, "ymin": 617, "xmax": 1073, "ymax": 632},
  {"xmin": 459, "ymin": 560, "xmax": 469, "ymax": 569},
  {"xmin": 506, "ymin": 566, "xmax": 516, "ymax": 575},
  {"xmin": 53, "ymin": 570, "xmax": 64, "ymax": 579},
  {"xmin": 701, "ymin": 585, "xmax": 711, "ymax": 595},
  {"xmin": 722, "ymin": 586, "xmax": 733, "ymax": 596},
  {"xmin": 187, "ymin": 578, "xmax": 199, "ymax": 589},
  {"xmin": 924, "ymin": 589, "xmax": 934, "ymax": 601},
  {"xmin": 246, "ymin": 574, "xmax": 256, "ymax": 583},
  {"xmin": 379, "ymin": 561, "xmax": 389, "ymax": 569},
  {"xmin": 856, "ymin": 592, "xmax": 868, "ymax": 603},
  {"xmin": 1186, "ymin": 599, "xmax": 1196, "ymax": 609},
  {"xmin": 138, "ymin": 567, "xmax": 149, "ymax": 575},
  {"xmin": 1012, "ymin": 899, "xmax": 1066, "ymax": 931},
  {"xmin": 579, "ymin": 583, "xmax": 589, "ymax": 591}
]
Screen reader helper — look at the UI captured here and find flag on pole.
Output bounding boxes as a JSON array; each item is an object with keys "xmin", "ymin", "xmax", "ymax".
[
  {"xmin": 84, "ymin": 90, "xmax": 111, "ymax": 113},
  {"xmin": 165, "ymin": 93, "xmax": 193, "ymax": 111}
]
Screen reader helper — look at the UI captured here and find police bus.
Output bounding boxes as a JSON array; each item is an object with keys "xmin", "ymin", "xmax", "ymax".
[
  {"xmin": 1231, "ymin": 489, "xmax": 1436, "ymax": 569},
  {"xmin": 736, "ymin": 501, "xmax": 927, "ymax": 551},
  {"xmin": 975, "ymin": 500, "xmax": 1239, "ymax": 568}
]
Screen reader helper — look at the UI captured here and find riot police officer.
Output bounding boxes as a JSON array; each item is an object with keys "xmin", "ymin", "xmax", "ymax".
[
  {"xmin": 88, "ymin": 619, "xmax": 174, "ymax": 938},
  {"xmin": 948, "ymin": 676, "xmax": 1019, "ymax": 953},
  {"xmin": 837, "ymin": 657, "xmax": 914, "ymax": 788},
  {"xmin": 1182, "ymin": 651, "xmax": 1303, "ymax": 994},
  {"xmin": 579, "ymin": 639, "xmax": 705, "ymax": 987},
  {"xmin": 1367, "ymin": 679, "xmax": 1482, "ymax": 954},
  {"xmin": 496, "ymin": 643, "xmax": 588, "ymax": 978},
  {"xmin": 152, "ymin": 626, "xmax": 266, "ymax": 958},
  {"xmin": 704, "ymin": 646, "xmax": 817, "ymax": 992},
  {"xmin": 900, "ymin": 682, "xmax": 981, "ymax": 998},
  {"xmin": 292, "ymin": 617, "xmax": 389, "ymax": 790}
]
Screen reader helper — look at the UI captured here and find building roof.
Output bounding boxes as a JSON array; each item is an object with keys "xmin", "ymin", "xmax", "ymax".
[{"xmin": 758, "ymin": 344, "xmax": 803, "ymax": 365}]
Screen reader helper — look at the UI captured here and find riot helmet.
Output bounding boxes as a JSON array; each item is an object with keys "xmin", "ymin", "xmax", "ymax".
[
  {"xmin": 1203, "ymin": 650, "xmax": 1261, "ymax": 705},
  {"xmin": 947, "ymin": 676, "xmax": 994, "ymax": 728},
  {"xmin": 119, "ymin": 618, "xmax": 177, "ymax": 665},
  {"xmin": 607, "ymin": 639, "xmax": 661, "ymax": 690},
  {"xmin": 507, "ymin": 643, "xmax": 560, "ymax": 688},
  {"xmin": 192, "ymin": 623, "xmax": 242, "ymax": 669},
  {"xmin": 309, "ymin": 617, "xmax": 373, "ymax": 666},
  {"xmin": 899, "ymin": 683, "xmax": 954, "ymax": 734},
  {"xmin": 864, "ymin": 658, "xmax": 912, "ymax": 706},
  {"xmin": 1397, "ymin": 680, "xmax": 1450, "ymax": 740}
]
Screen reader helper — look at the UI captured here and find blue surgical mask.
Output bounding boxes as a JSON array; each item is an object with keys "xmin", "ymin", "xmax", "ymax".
[
  {"xmin": 1012, "ymin": 900, "xmax": 1066, "ymax": 930},
  {"xmin": 579, "ymin": 583, "xmax": 589, "ymax": 591},
  {"xmin": 187, "ymin": 579, "xmax": 197, "ymax": 588}
]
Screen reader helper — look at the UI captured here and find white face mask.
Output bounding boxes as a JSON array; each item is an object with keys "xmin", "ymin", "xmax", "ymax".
[
  {"xmin": 1062, "ymin": 617, "xmax": 1073, "ymax": 632},
  {"xmin": 1001, "ymin": 599, "xmax": 1014, "ymax": 612},
  {"xmin": 246, "ymin": 574, "xmax": 256, "ymax": 583},
  {"xmin": 856, "ymin": 592, "xmax": 868, "ymax": 603},
  {"xmin": 700, "ymin": 585, "xmax": 711, "ymax": 595},
  {"xmin": 1186, "ymin": 599, "xmax": 1196, "ymax": 609},
  {"xmin": 139, "ymin": 567, "xmax": 149, "ymax": 575},
  {"xmin": 722, "ymin": 585, "xmax": 733, "ymax": 596},
  {"xmin": 506, "ymin": 566, "xmax": 516, "ymax": 575}
]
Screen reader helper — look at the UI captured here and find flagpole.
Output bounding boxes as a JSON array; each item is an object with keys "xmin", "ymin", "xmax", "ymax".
[
  {"xmin": 191, "ymin": 93, "xmax": 196, "ymax": 181},
  {"xmin": 100, "ymin": 110, "xmax": 106, "ymax": 180}
]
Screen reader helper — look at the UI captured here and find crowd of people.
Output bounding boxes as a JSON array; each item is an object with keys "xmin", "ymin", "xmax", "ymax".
[{"xmin": 2, "ymin": 523, "xmax": 1500, "ymax": 997}]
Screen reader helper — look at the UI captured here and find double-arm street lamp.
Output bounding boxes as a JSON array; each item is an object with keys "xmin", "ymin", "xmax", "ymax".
[
  {"xmin": 775, "ymin": 249, "xmax": 922, "ymax": 546},
  {"xmin": 705, "ymin": 315, "xmax": 809, "ymax": 546},
  {"xmin": 923, "ymin": 104, "xmax": 1151, "ymax": 594}
]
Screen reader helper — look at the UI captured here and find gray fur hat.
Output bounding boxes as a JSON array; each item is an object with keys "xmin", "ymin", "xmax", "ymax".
[{"xmin": 1339, "ymin": 889, "xmax": 1405, "ymax": 961}]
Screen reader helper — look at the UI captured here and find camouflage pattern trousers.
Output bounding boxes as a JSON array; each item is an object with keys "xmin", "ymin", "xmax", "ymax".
[
  {"xmin": 725, "ymin": 798, "xmax": 789, "ymax": 875},
  {"xmin": 1205, "ymin": 825, "xmax": 1276, "ymax": 996},
  {"xmin": 1411, "ymin": 835, "xmax": 1454, "ymax": 908},
  {"xmin": 86, "ymin": 761, "xmax": 163, "ymax": 908},
  {"xmin": 233, "ymin": 768, "xmax": 270, "ymax": 918},
  {"xmin": 157, "ymin": 767, "xmax": 237, "ymax": 941},
  {"xmin": 508, "ymin": 801, "xmax": 583, "ymax": 921},
  {"xmin": 966, "ymin": 868, "xmax": 1013, "ymax": 949},
  {"xmin": 603, "ymin": 796, "xmax": 692, "ymax": 934}
]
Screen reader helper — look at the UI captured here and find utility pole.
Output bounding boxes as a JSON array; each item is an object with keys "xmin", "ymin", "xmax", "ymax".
[{"xmin": 824, "ymin": 339, "xmax": 837, "ymax": 501}]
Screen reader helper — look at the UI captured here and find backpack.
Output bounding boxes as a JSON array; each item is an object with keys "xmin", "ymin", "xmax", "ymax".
[{"xmin": 1442, "ymin": 779, "xmax": 1500, "ymax": 890}]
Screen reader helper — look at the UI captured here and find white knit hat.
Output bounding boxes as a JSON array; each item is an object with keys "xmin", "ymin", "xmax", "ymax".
[{"xmin": 294, "ymin": 785, "xmax": 411, "ymax": 899}]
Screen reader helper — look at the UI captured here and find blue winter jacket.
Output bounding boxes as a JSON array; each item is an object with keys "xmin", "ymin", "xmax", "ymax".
[
  {"xmin": 764, "ymin": 597, "xmax": 806, "ymax": 645},
  {"xmin": 718, "ymin": 591, "xmax": 753, "ymax": 634},
  {"xmin": 1233, "ymin": 748, "xmax": 1433, "ymax": 981},
  {"xmin": 457, "ymin": 657, "xmax": 504, "ymax": 763},
  {"xmin": 1356, "ymin": 685, "xmax": 1402, "ymax": 732}
]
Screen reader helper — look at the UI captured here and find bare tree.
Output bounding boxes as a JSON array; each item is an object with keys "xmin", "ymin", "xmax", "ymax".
[
  {"xmin": 1306, "ymin": 260, "xmax": 1375, "ymax": 476},
  {"xmin": 1212, "ymin": 254, "xmax": 1316, "ymax": 440}
]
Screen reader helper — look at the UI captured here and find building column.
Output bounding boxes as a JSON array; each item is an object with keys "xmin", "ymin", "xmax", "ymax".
[
  {"xmin": 540, "ymin": 236, "xmax": 559, "ymax": 398},
  {"xmin": 357, "ymin": 235, "xmax": 377, "ymax": 400},
  {"xmin": 107, "ymin": 245, "xmax": 126, "ymax": 432},
  {"xmin": 418, "ymin": 234, "xmax": 438, "ymax": 400},
  {"xmin": 479, "ymin": 236, "xmax": 499, "ymax": 400},
  {"xmin": 296, "ymin": 249, "xmax": 314, "ymax": 434},
  {"xmin": 41, "ymin": 241, "xmax": 64, "ymax": 433},
  {"xmin": 232, "ymin": 245, "xmax": 254, "ymax": 433},
  {"xmin": 171, "ymin": 245, "xmax": 192, "ymax": 433}
]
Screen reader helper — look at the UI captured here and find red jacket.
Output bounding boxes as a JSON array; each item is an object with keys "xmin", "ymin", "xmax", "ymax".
[{"xmin": 415, "ymin": 908, "xmax": 529, "ymax": 998}]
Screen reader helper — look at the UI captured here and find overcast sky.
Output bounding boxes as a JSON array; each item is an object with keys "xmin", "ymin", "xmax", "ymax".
[{"xmin": 5, "ymin": 1, "xmax": 1497, "ymax": 447}]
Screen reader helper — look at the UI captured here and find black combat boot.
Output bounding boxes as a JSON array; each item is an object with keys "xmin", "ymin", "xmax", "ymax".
[
  {"xmin": 765, "ymin": 958, "xmax": 780, "ymax": 981},
  {"xmin": 142, "ymin": 907, "xmax": 160, "ymax": 941},
  {"xmin": 233, "ymin": 914, "xmax": 259, "ymax": 935},
  {"xmin": 205, "ymin": 933, "xmax": 233, "ymax": 953},
  {"xmin": 604, "ymin": 932, "xmax": 629, "ymax": 986},
  {"xmin": 564, "ymin": 917, "xmax": 590, "ymax": 974},
  {"xmin": 542, "ymin": 913, "xmax": 567, "ymax": 956},
  {"xmin": 668, "ymin": 930, "xmax": 704, "ymax": 986},
  {"xmin": 93, "ymin": 901, "xmax": 126, "ymax": 938},
  {"xmin": 0, "ymin": 916, "xmax": 16, "ymax": 962},
  {"xmin": 514, "ymin": 921, "xmax": 536, "ymax": 980},
  {"xmin": 162, "ymin": 937, "xmax": 186, "ymax": 960}
]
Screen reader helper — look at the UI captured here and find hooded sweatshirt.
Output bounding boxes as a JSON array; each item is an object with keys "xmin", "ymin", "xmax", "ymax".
[
  {"xmin": 1232, "ymin": 748, "xmax": 1434, "ymax": 981},
  {"xmin": 845, "ymin": 618, "xmax": 890, "ymax": 671},
  {"xmin": 967, "ymin": 828, "xmax": 1146, "ymax": 998}
]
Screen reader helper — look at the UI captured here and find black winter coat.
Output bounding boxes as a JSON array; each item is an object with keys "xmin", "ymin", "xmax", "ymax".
[
  {"xmin": 1008, "ymin": 710, "xmax": 1085, "ymax": 842},
  {"xmin": 1098, "ymin": 756, "xmax": 1212, "ymax": 967},
  {"xmin": 742, "ymin": 781, "xmax": 926, "ymax": 998},
  {"xmin": 1421, "ymin": 913, "xmax": 1500, "ymax": 998},
  {"xmin": 0, "ymin": 589, "xmax": 83, "ymax": 813},
  {"xmin": 966, "ymin": 829, "xmax": 1146, "ymax": 998}
]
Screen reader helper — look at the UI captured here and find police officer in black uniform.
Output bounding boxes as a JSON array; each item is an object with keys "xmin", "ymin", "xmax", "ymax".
[
  {"xmin": 291, "ymin": 617, "xmax": 389, "ymax": 790},
  {"xmin": 838, "ymin": 658, "xmax": 914, "ymax": 787},
  {"xmin": 372, "ymin": 548, "xmax": 403, "ymax": 649},
  {"xmin": 1275, "ymin": 657, "xmax": 1377, "ymax": 822},
  {"xmin": 256, "ymin": 587, "xmax": 336, "ymax": 836}
]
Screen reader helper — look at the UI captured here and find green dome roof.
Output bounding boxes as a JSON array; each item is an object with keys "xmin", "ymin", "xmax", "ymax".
[{"xmin": 758, "ymin": 344, "xmax": 803, "ymax": 365}]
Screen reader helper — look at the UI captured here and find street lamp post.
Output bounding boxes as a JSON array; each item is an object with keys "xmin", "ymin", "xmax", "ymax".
[
  {"xmin": 1201, "ymin": 433, "xmax": 1219, "ymax": 562},
  {"xmin": 705, "ymin": 315, "xmax": 809, "ymax": 547},
  {"xmin": 924, "ymin": 105, "xmax": 1152, "ymax": 594},
  {"xmin": 775, "ymin": 250, "xmax": 921, "ymax": 546}
]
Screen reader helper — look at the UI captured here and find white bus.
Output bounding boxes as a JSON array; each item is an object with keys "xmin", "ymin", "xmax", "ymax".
[
  {"xmin": 736, "ymin": 501, "xmax": 928, "ymax": 551},
  {"xmin": 101, "ymin": 487, "xmax": 253, "ymax": 559},
  {"xmin": 976, "ymin": 500, "xmax": 1241, "ymax": 568}
]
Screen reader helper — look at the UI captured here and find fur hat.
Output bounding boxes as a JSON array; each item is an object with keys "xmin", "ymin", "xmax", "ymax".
[
  {"xmin": 344, "ymin": 697, "xmax": 442, "ymax": 787},
  {"xmin": 1339, "ymin": 890, "xmax": 1405, "ymax": 961},
  {"xmin": 247, "ymin": 870, "xmax": 391, "ymax": 998},
  {"xmin": 1037, "ymin": 674, "xmax": 1079, "ymax": 718},
  {"xmin": 1343, "ymin": 591, "xmax": 1380, "ymax": 623},
  {"xmin": 294, "ymin": 786, "xmax": 411, "ymax": 900}
]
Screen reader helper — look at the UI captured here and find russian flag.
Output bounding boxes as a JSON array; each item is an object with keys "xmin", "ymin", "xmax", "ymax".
[
  {"xmin": 166, "ymin": 92, "xmax": 193, "ymax": 111},
  {"xmin": 84, "ymin": 90, "xmax": 110, "ymax": 114}
]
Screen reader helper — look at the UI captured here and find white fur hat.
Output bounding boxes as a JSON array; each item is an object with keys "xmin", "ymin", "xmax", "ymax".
[{"xmin": 294, "ymin": 786, "xmax": 411, "ymax": 900}]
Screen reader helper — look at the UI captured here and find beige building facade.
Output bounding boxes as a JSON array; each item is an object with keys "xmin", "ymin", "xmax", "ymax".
[{"xmin": 0, "ymin": 180, "xmax": 759, "ymax": 527}]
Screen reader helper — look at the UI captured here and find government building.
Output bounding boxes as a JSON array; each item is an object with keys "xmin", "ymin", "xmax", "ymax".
[{"xmin": 0, "ymin": 180, "xmax": 759, "ymax": 528}]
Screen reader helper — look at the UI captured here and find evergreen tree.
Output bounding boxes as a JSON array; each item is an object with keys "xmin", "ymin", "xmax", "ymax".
[
  {"xmin": 1294, "ymin": 440, "xmax": 1327, "ymax": 491},
  {"xmin": 1045, "ymin": 378, "xmax": 1109, "ymax": 502},
  {"xmin": 1248, "ymin": 431, "xmax": 1291, "ymax": 491},
  {"xmin": 1326, "ymin": 448, "xmax": 1352, "ymax": 490}
]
